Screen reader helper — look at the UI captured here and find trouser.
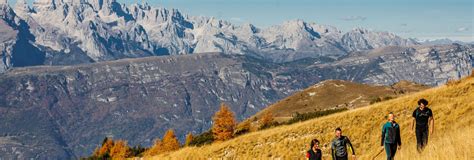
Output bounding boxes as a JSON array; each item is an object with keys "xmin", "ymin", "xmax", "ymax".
[
  {"xmin": 384, "ymin": 143, "xmax": 398, "ymax": 160},
  {"xmin": 334, "ymin": 155, "xmax": 348, "ymax": 160},
  {"xmin": 416, "ymin": 127, "xmax": 429, "ymax": 152}
]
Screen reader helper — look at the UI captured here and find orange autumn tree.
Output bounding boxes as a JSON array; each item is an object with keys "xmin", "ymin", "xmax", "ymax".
[
  {"xmin": 162, "ymin": 129, "xmax": 180, "ymax": 152},
  {"xmin": 109, "ymin": 140, "xmax": 131, "ymax": 159},
  {"xmin": 184, "ymin": 132, "xmax": 194, "ymax": 146},
  {"xmin": 259, "ymin": 111, "xmax": 274, "ymax": 129},
  {"xmin": 212, "ymin": 103, "xmax": 237, "ymax": 141},
  {"xmin": 94, "ymin": 137, "xmax": 114, "ymax": 157},
  {"xmin": 144, "ymin": 138, "xmax": 163, "ymax": 156}
]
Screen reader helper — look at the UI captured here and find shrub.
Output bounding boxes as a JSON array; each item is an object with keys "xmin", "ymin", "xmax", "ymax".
[
  {"xmin": 109, "ymin": 140, "xmax": 131, "ymax": 159},
  {"xmin": 234, "ymin": 121, "xmax": 251, "ymax": 136},
  {"xmin": 129, "ymin": 145, "xmax": 146, "ymax": 157},
  {"xmin": 184, "ymin": 133, "xmax": 194, "ymax": 147},
  {"xmin": 258, "ymin": 112, "xmax": 274, "ymax": 130},
  {"xmin": 286, "ymin": 108, "xmax": 348, "ymax": 125},
  {"xmin": 143, "ymin": 139, "xmax": 163, "ymax": 156},
  {"xmin": 369, "ymin": 96, "xmax": 382, "ymax": 104},
  {"xmin": 447, "ymin": 79, "xmax": 461, "ymax": 86},
  {"xmin": 189, "ymin": 130, "xmax": 214, "ymax": 146}
]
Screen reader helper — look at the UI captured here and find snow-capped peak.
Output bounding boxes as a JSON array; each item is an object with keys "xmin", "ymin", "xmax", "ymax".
[{"xmin": 14, "ymin": 0, "xmax": 31, "ymax": 15}]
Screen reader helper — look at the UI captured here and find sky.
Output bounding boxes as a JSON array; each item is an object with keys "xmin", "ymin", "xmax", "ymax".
[{"xmin": 8, "ymin": 0, "xmax": 474, "ymax": 42}]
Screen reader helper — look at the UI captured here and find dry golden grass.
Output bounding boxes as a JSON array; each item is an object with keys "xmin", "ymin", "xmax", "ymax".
[
  {"xmin": 249, "ymin": 80, "xmax": 428, "ymax": 123},
  {"xmin": 394, "ymin": 125, "xmax": 473, "ymax": 160},
  {"xmin": 147, "ymin": 76, "xmax": 473, "ymax": 160}
]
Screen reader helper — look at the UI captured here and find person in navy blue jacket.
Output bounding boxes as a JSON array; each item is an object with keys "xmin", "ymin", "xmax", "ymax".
[{"xmin": 381, "ymin": 112, "xmax": 401, "ymax": 160}]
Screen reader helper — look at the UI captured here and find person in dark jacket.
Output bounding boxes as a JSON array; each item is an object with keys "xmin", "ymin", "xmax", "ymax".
[
  {"xmin": 331, "ymin": 128, "xmax": 356, "ymax": 160},
  {"xmin": 381, "ymin": 112, "xmax": 401, "ymax": 160},
  {"xmin": 306, "ymin": 139, "xmax": 323, "ymax": 160},
  {"xmin": 411, "ymin": 98, "xmax": 434, "ymax": 152}
]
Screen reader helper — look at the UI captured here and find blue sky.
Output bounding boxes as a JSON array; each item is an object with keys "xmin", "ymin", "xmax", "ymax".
[{"xmin": 9, "ymin": 0, "xmax": 474, "ymax": 41}]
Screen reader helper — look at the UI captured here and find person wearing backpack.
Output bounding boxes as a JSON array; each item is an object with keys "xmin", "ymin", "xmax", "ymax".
[
  {"xmin": 411, "ymin": 98, "xmax": 434, "ymax": 152},
  {"xmin": 381, "ymin": 112, "xmax": 401, "ymax": 160},
  {"xmin": 331, "ymin": 128, "xmax": 356, "ymax": 160},
  {"xmin": 306, "ymin": 139, "xmax": 323, "ymax": 160}
]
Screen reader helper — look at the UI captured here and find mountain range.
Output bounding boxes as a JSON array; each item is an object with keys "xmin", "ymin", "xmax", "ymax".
[
  {"xmin": 0, "ymin": 0, "xmax": 473, "ymax": 159},
  {"xmin": 0, "ymin": 0, "xmax": 420, "ymax": 73}
]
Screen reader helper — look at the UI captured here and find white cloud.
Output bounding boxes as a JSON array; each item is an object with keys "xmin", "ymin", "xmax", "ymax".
[
  {"xmin": 230, "ymin": 17, "xmax": 243, "ymax": 22},
  {"xmin": 340, "ymin": 16, "xmax": 367, "ymax": 21},
  {"xmin": 399, "ymin": 30, "xmax": 412, "ymax": 33},
  {"xmin": 456, "ymin": 27, "xmax": 469, "ymax": 32},
  {"xmin": 416, "ymin": 35, "xmax": 474, "ymax": 42}
]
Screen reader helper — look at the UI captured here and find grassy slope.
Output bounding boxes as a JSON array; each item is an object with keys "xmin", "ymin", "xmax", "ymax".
[
  {"xmin": 150, "ymin": 76, "xmax": 473, "ymax": 160},
  {"xmin": 248, "ymin": 79, "xmax": 428, "ymax": 122}
]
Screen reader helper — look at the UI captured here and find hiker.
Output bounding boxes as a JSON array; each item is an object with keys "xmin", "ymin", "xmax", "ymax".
[
  {"xmin": 411, "ymin": 98, "xmax": 434, "ymax": 152},
  {"xmin": 331, "ymin": 128, "xmax": 356, "ymax": 160},
  {"xmin": 306, "ymin": 139, "xmax": 323, "ymax": 160},
  {"xmin": 381, "ymin": 112, "xmax": 401, "ymax": 160}
]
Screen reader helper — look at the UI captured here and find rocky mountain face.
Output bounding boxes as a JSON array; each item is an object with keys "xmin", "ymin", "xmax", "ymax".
[
  {"xmin": 0, "ymin": 2, "xmax": 46, "ymax": 73},
  {"xmin": 0, "ymin": 0, "xmax": 419, "ymax": 72},
  {"xmin": 0, "ymin": 53, "xmax": 287, "ymax": 159},
  {"xmin": 328, "ymin": 44, "xmax": 473, "ymax": 85},
  {"xmin": 0, "ymin": 44, "xmax": 472, "ymax": 158}
]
